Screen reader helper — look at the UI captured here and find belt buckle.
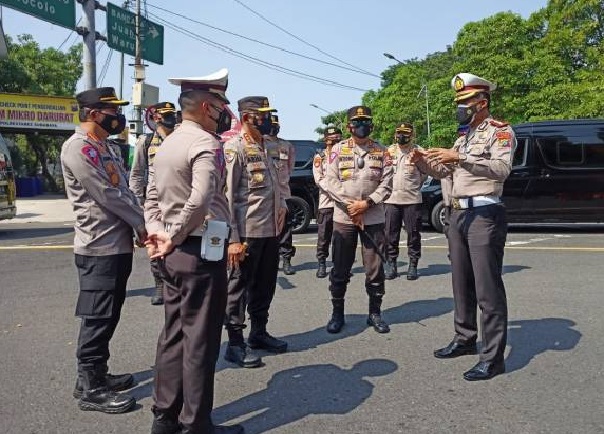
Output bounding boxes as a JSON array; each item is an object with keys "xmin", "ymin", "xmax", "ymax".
[{"xmin": 452, "ymin": 198, "xmax": 461, "ymax": 210}]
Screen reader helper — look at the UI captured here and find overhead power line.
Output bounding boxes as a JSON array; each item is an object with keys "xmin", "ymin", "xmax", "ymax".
[
  {"xmin": 231, "ymin": 0, "xmax": 376, "ymax": 77},
  {"xmin": 58, "ymin": 17, "xmax": 83, "ymax": 51},
  {"xmin": 147, "ymin": 12, "xmax": 370, "ymax": 92},
  {"xmin": 145, "ymin": 2, "xmax": 379, "ymax": 78}
]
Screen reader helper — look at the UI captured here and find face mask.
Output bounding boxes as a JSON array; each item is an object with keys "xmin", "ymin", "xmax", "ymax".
[
  {"xmin": 269, "ymin": 125, "xmax": 280, "ymax": 136},
  {"xmin": 351, "ymin": 124, "xmax": 372, "ymax": 139},
  {"xmin": 256, "ymin": 115, "xmax": 273, "ymax": 135},
  {"xmin": 209, "ymin": 105, "xmax": 232, "ymax": 135},
  {"xmin": 396, "ymin": 135, "xmax": 411, "ymax": 145},
  {"xmin": 456, "ymin": 103, "xmax": 481, "ymax": 126},
  {"xmin": 98, "ymin": 112, "xmax": 126, "ymax": 135},
  {"xmin": 158, "ymin": 113, "xmax": 177, "ymax": 130}
]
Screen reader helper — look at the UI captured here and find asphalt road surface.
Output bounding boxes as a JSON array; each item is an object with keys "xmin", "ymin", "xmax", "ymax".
[{"xmin": 1, "ymin": 223, "xmax": 603, "ymax": 434}]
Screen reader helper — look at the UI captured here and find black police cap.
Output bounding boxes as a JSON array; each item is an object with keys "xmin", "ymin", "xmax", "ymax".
[
  {"xmin": 324, "ymin": 126, "xmax": 342, "ymax": 136},
  {"xmin": 150, "ymin": 102, "xmax": 176, "ymax": 114},
  {"xmin": 76, "ymin": 87, "xmax": 129, "ymax": 109},
  {"xmin": 347, "ymin": 105, "xmax": 372, "ymax": 121},
  {"xmin": 237, "ymin": 96, "xmax": 276, "ymax": 113}
]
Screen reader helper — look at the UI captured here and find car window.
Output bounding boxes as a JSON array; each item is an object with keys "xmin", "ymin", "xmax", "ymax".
[
  {"xmin": 290, "ymin": 140, "xmax": 319, "ymax": 169},
  {"xmin": 538, "ymin": 136, "xmax": 604, "ymax": 169},
  {"xmin": 512, "ymin": 138, "xmax": 528, "ymax": 167}
]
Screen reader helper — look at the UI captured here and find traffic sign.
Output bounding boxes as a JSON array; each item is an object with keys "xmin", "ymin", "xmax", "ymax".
[
  {"xmin": 106, "ymin": 2, "xmax": 164, "ymax": 65},
  {"xmin": 0, "ymin": 0, "xmax": 76, "ymax": 29}
]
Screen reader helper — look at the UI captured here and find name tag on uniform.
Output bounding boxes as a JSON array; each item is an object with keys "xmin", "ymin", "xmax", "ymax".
[{"xmin": 200, "ymin": 220, "xmax": 229, "ymax": 262}]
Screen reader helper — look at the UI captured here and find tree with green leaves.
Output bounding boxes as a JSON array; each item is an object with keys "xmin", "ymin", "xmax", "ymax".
[{"xmin": 0, "ymin": 34, "xmax": 82, "ymax": 191}]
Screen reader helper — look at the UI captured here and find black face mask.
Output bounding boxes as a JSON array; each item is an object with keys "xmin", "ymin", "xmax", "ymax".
[
  {"xmin": 351, "ymin": 124, "xmax": 373, "ymax": 139},
  {"xmin": 209, "ymin": 105, "xmax": 232, "ymax": 135},
  {"xmin": 256, "ymin": 115, "xmax": 273, "ymax": 135},
  {"xmin": 456, "ymin": 103, "xmax": 479, "ymax": 126},
  {"xmin": 98, "ymin": 112, "xmax": 126, "ymax": 135},
  {"xmin": 158, "ymin": 113, "xmax": 177, "ymax": 130},
  {"xmin": 396, "ymin": 135, "xmax": 412, "ymax": 145},
  {"xmin": 269, "ymin": 125, "xmax": 280, "ymax": 136}
]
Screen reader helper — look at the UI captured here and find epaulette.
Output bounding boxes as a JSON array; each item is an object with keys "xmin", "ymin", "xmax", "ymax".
[{"xmin": 489, "ymin": 119, "xmax": 510, "ymax": 128}]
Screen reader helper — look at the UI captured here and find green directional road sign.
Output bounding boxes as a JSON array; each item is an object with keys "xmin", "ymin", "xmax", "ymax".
[
  {"xmin": 106, "ymin": 2, "xmax": 164, "ymax": 65},
  {"xmin": 0, "ymin": 0, "xmax": 75, "ymax": 29}
]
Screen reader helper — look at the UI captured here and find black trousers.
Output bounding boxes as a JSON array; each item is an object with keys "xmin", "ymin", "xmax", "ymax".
[
  {"xmin": 384, "ymin": 203, "xmax": 422, "ymax": 262},
  {"xmin": 329, "ymin": 223, "xmax": 385, "ymax": 299},
  {"xmin": 75, "ymin": 253, "xmax": 133, "ymax": 372},
  {"xmin": 153, "ymin": 237, "xmax": 227, "ymax": 433},
  {"xmin": 225, "ymin": 237, "xmax": 280, "ymax": 343},
  {"xmin": 316, "ymin": 208, "xmax": 334, "ymax": 261},
  {"xmin": 448, "ymin": 204, "xmax": 508, "ymax": 364},
  {"xmin": 278, "ymin": 199, "xmax": 296, "ymax": 260},
  {"xmin": 150, "ymin": 257, "xmax": 162, "ymax": 282}
]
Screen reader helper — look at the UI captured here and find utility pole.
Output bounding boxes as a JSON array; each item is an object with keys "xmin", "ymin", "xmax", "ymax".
[
  {"xmin": 118, "ymin": 0, "xmax": 130, "ymax": 98},
  {"xmin": 132, "ymin": 0, "xmax": 145, "ymax": 136},
  {"xmin": 81, "ymin": 0, "xmax": 97, "ymax": 89}
]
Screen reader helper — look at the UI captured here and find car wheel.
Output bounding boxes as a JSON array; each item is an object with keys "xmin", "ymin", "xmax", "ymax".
[
  {"xmin": 430, "ymin": 200, "xmax": 446, "ymax": 233},
  {"xmin": 288, "ymin": 196, "xmax": 312, "ymax": 234}
]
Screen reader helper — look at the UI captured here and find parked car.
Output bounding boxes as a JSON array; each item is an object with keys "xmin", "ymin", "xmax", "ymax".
[
  {"xmin": 289, "ymin": 140, "xmax": 321, "ymax": 233},
  {"xmin": 421, "ymin": 119, "xmax": 604, "ymax": 232}
]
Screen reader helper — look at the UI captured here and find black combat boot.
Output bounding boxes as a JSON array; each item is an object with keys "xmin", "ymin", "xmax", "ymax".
[
  {"xmin": 384, "ymin": 259, "xmax": 397, "ymax": 280},
  {"xmin": 367, "ymin": 296, "xmax": 390, "ymax": 334},
  {"xmin": 73, "ymin": 366, "xmax": 134, "ymax": 399},
  {"xmin": 407, "ymin": 259, "xmax": 418, "ymax": 281},
  {"xmin": 316, "ymin": 259, "xmax": 327, "ymax": 278},
  {"xmin": 151, "ymin": 276, "xmax": 164, "ymax": 305},
  {"xmin": 151, "ymin": 408, "xmax": 180, "ymax": 434},
  {"xmin": 248, "ymin": 320, "xmax": 288, "ymax": 353},
  {"xmin": 78, "ymin": 368, "xmax": 136, "ymax": 414},
  {"xmin": 326, "ymin": 298, "xmax": 345, "ymax": 334},
  {"xmin": 282, "ymin": 258, "xmax": 295, "ymax": 275}
]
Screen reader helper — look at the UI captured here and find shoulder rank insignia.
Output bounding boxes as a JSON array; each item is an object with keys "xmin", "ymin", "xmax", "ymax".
[{"xmin": 489, "ymin": 119, "xmax": 510, "ymax": 128}]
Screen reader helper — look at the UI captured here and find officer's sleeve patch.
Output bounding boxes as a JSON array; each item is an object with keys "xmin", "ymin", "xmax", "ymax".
[
  {"xmin": 225, "ymin": 149, "xmax": 236, "ymax": 163},
  {"xmin": 496, "ymin": 131, "xmax": 512, "ymax": 147},
  {"xmin": 329, "ymin": 151, "xmax": 339, "ymax": 164},
  {"xmin": 313, "ymin": 155, "xmax": 322, "ymax": 168},
  {"xmin": 81, "ymin": 145, "xmax": 100, "ymax": 166}
]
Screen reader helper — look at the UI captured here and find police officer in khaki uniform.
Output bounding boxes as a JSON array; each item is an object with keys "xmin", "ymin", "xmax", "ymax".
[
  {"xmin": 412, "ymin": 73, "xmax": 514, "ymax": 381},
  {"xmin": 144, "ymin": 69, "xmax": 244, "ymax": 434},
  {"xmin": 61, "ymin": 87, "xmax": 145, "ymax": 414},
  {"xmin": 323, "ymin": 106, "xmax": 393, "ymax": 334},
  {"xmin": 223, "ymin": 96, "xmax": 289, "ymax": 368},
  {"xmin": 130, "ymin": 101, "xmax": 177, "ymax": 306},
  {"xmin": 265, "ymin": 114, "xmax": 297, "ymax": 275},
  {"xmin": 313, "ymin": 126, "xmax": 342, "ymax": 278},
  {"xmin": 384, "ymin": 123, "xmax": 428, "ymax": 281}
]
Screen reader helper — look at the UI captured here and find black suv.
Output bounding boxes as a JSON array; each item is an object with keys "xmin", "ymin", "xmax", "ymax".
[
  {"xmin": 421, "ymin": 119, "xmax": 604, "ymax": 232},
  {"xmin": 289, "ymin": 140, "xmax": 321, "ymax": 233}
]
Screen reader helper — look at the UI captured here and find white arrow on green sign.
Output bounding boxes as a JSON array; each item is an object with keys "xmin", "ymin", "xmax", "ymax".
[
  {"xmin": 0, "ymin": 0, "xmax": 75, "ymax": 29},
  {"xmin": 106, "ymin": 2, "xmax": 164, "ymax": 65}
]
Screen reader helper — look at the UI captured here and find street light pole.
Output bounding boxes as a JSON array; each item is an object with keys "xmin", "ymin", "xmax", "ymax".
[{"xmin": 310, "ymin": 103, "xmax": 345, "ymax": 129}]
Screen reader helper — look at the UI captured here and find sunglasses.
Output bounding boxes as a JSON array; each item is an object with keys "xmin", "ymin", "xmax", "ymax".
[{"xmin": 350, "ymin": 119, "xmax": 372, "ymax": 127}]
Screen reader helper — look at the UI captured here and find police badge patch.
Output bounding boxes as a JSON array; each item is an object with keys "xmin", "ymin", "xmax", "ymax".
[{"xmin": 81, "ymin": 145, "xmax": 100, "ymax": 166}]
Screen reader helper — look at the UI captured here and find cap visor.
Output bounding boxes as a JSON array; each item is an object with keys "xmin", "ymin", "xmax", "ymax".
[
  {"xmin": 257, "ymin": 107, "xmax": 276, "ymax": 112},
  {"xmin": 106, "ymin": 99, "xmax": 130, "ymax": 106},
  {"xmin": 454, "ymin": 90, "xmax": 482, "ymax": 102}
]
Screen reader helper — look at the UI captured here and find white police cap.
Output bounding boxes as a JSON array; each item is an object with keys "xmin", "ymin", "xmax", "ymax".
[
  {"xmin": 169, "ymin": 68, "xmax": 229, "ymax": 103},
  {"xmin": 451, "ymin": 73, "xmax": 497, "ymax": 102}
]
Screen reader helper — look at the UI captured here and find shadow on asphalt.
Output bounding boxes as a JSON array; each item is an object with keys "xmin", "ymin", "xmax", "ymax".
[
  {"xmin": 0, "ymin": 226, "xmax": 73, "ymax": 240},
  {"xmin": 213, "ymin": 359, "xmax": 398, "ymax": 434},
  {"xmin": 506, "ymin": 318, "xmax": 581, "ymax": 373},
  {"xmin": 126, "ymin": 286, "xmax": 155, "ymax": 298}
]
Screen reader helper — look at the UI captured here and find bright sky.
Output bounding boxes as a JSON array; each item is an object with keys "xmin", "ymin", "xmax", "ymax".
[{"xmin": 1, "ymin": 0, "xmax": 547, "ymax": 139}]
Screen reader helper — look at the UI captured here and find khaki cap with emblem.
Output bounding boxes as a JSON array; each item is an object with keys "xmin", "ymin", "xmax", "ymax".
[
  {"xmin": 324, "ymin": 126, "xmax": 342, "ymax": 137},
  {"xmin": 76, "ymin": 87, "xmax": 129, "ymax": 109},
  {"xmin": 238, "ymin": 96, "xmax": 276, "ymax": 113},
  {"xmin": 347, "ymin": 105, "xmax": 372, "ymax": 121},
  {"xmin": 395, "ymin": 122, "xmax": 414, "ymax": 135},
  {"xmin": 451, "ymin": 73, "xmax": 497, "ymax": 102},
  {"xmin": 168, "ymin": 68, "xmax": 229, "ymax": 103}
]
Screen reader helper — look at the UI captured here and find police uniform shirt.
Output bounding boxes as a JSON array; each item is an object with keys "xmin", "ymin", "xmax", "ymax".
[
  {"xmin": 129, "ymin": 132, "xmax": 163, "ymax": 203},
  {"xmin": 385, "ymin": 144, "xmax": 428, "ymax": 205},
  {"xmin": 418, "ymin": 118, "xmax": 514, "ymax": 197},
  {"xmin": 61, "ymin": 127, "xmax": 145, "ymax": 256},
  {"xmin": 312, "ymin": 149, "xmax": 334, "ymax": 210},
  {"xmin": 224, "ymin": 132, "xmax": 286, "ymax": 243},
  {"xmin": 324, "ymin": 139, "xmax": 394, "ymax": 225},
  {"xmin": 144, "ymin": 120, "xmax": 229, "ymax": 245},
  {"xmin": 265, "ymin": 136, "xmax": 295, "ymax": 200}
]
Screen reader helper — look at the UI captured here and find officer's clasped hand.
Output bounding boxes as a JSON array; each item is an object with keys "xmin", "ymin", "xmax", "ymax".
[
  {"xmin": 145, "ymin": 231, "xmax": 175, "ymax": 259},
  {"xmin": 425, "ymin": 148, "xmax": 460, "ymax": 165}
]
